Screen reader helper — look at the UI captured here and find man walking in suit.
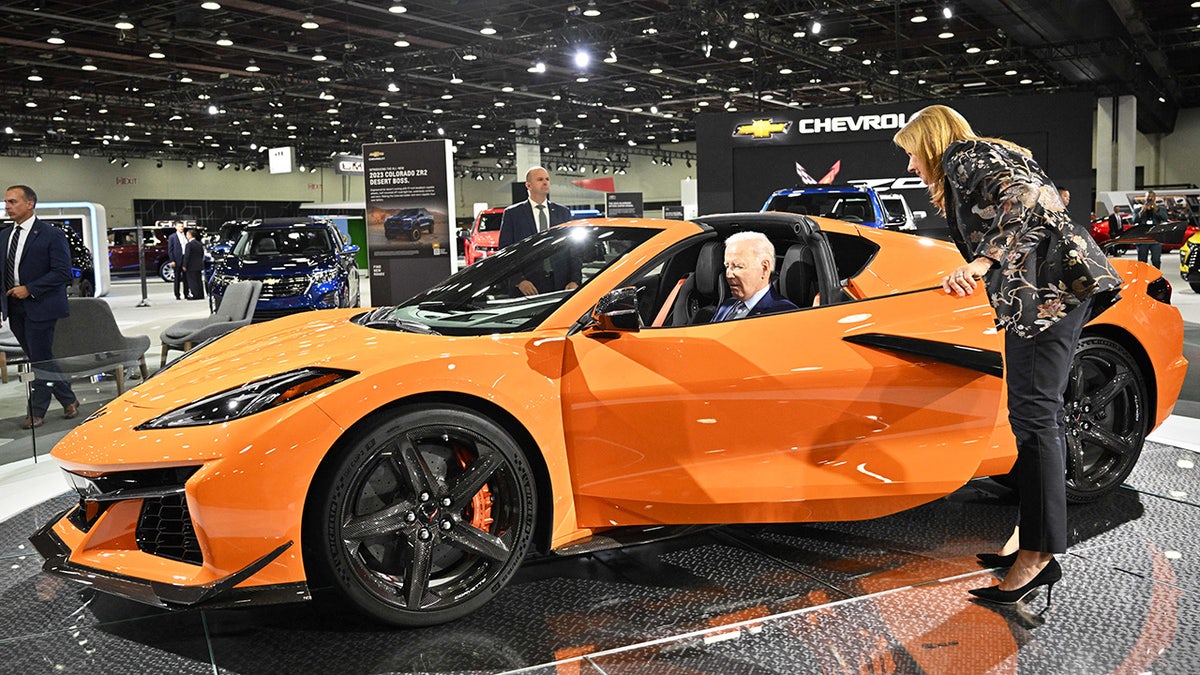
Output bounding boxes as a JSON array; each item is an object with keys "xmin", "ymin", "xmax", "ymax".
[
  {"xmin": 167, "ymin": 221, "xmax": 189, "ymax": 299},
  {"xmin": 2, "ymin": 185, "xmax": 79, "ymax": 429},
  {"xmin": 182, "ymin": 228, "xmax": 206, "ymax": 300},
  {"xmin": 711, "ymin": 231, "xmax": 798, "ymax": 322},
  {"xmin": 497, "ymin": 166, "xmax": 580, "ymax": 296}
]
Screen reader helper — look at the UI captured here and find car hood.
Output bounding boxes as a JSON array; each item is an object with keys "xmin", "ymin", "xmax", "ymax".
[
  {"xmin": 1104, "ymin": 221, "xmax": 1189, "ymax": 248},
  {"xmin": 473, "ymin": 231, "xmax": 500, "ymax": 247},
  {"xmin": 219, "ymin": 254, "xmax": 335, "ymax": 277},
  {"xmin": 122, "ymin": 309, "xmax": 415, "ymax": 413}
]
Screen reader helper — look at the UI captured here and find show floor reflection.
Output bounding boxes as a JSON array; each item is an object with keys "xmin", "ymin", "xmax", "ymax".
[{"xmin": 1, "ymin": 440, "xmax": 1197, "ymax": 674}]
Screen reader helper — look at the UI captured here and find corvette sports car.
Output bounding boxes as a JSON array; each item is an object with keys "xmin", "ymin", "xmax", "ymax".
[{"xmin": 32, "ymin": 213, "xmax": 1187, "ymax": 627}]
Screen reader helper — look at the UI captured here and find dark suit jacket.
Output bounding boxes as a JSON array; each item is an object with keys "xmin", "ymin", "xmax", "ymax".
[
  {"xmin": 0, "ymin": 218, "xmax": 72, "ymax": 322},
  {"xmin": 497, "ymin": 200, "xmax": 581, "ymax": 293},
  {"xmin": 168, "ymin": 231, "xmax": 186, "ymax": 265},
  {"xmin": 711, "ymin": 287, "xmax": 798, "ymax": 322},
  {"xmin": 497, "ymin": 199, "xmax": 573, "ymax": 248},
  {"xmin": 183, "ymin": 238, "xmax": 205, "ymax": 271}
]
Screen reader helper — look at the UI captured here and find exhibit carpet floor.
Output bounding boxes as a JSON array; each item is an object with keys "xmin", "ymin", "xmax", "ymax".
[{"xmin": 1, "ymin": 262, "xmax": 1198, "ymax": 674}]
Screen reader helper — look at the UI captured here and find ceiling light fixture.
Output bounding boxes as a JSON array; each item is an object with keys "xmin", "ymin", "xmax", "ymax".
[
  {"xmin": 201, "ymin": 2, "xmax": 221, "ymax": 9},
  {"xmin": 965, "ymin": 44, "xmax": 980, "ymax": 54},
  {"xmin": 35, "ymin": 154, "xmax": 43, "ymax": 162},
  {"xmin": 27, "ymin": 69, "xmax": 42, "ymax": 82},
  {"xmin": 462, "ymin": 49, "xmax": 478, "ymax": 61},
  {"xmin": 812, "ymin": 20, "xmax": 822, "ymax": 34},
  {"xmin": 389, "ymin": 3, "xmax": 407, "ymax": 14},
  {"xmin": 604, "ymin": 48, "xmax": 617, "ymax": 63},
  {"xmin": 121, "ymin": 159, "xmax": 129, "ymax": 168},
  {"xmin": 47, "ymin": 29, "xmax": 65, "ymax": 45},
  {"xmin": 584, "ymin": 1, "xmax": 601, "ymax": 17},
  {"xmin": 943, "ymin": 6, "xmax": 953, "ymax": 19},
  {"xmin": 114, "ymin": 15, "xmax": 134, "ymax": 31},
  {"xmin": 246, "ymin": 59, "xmax": 260, "ymax": 72},
  {"xmin": 939, "ymin": 29, "xmax": 955, "ymax": 39},
  {"xmin": 574, "ymin": 49, "xmax": 590, "ymax": 69},
  {"xmin": 394, "ymin": 34, "xmax": 410, "ymax": 47},
  {"xmin": 216, "ymin": 32, "xmax": 233, "ymax": 46},
  {"xmin": 312, "ymin": 48, "xmax": 327, "ymax": 61},
  {"xmin": 81, "ymin": 59, "xmax": 98, "ymax": 71},
  {"xmin": 480, "ymin": 20, "xmax": 497, "ymax": 35},
  {"xmin": 528, "ymin": 59, "xmax": 546, "ymax": 73},
  {"xmin": 911, "ymin": 10, "xmax": 927, "ymax": 23},
  {"xmin": 301, "ymin": 13, "xmax": 319, "ymax": 30},
  {"xmin": 648, "ymin": 63, "xmax": 663, "ymax": 74},
  {"xmin": 149, "ymin": 44, "xmax": 165, "ymax": 59}
]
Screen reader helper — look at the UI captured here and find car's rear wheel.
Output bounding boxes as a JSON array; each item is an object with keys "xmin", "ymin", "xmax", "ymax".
[
  {"xmin": 410, "ymin": 228, "xmax": 422, "ymax": 241},
  {"xmin": 314, "ymin": 405, "xmax": 536, "ymax": 626},
  {"xmin": 1063, "ymin": 336, "xmax": 1148, "ymax": 502},
  {"xmin": 159, "ymin": 260, "xmax": 175, "ymax": 282}
]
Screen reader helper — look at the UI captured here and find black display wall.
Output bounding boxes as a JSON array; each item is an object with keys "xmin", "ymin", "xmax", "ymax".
[
  {"xmin": 133, "ymin": 199, "xmax": 306, "ymax": 229},
  {"xmin": 696, "ymin": 93, "xmax": 1095, "ymax": 229}
]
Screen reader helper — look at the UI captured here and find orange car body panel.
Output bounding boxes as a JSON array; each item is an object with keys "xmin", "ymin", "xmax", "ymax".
[{"xmin": 47, "ymin": 216, "xmax": 1187, "ymax": 593}]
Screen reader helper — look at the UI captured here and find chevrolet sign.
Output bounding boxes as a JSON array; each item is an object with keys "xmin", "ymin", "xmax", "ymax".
[
  {"xmin": 796, "ymin": 113, "xmax": 911, "ymax": 135},
  {"xmin": 733, "ymin": 119, "xmax": 790, "ymax": 138}
]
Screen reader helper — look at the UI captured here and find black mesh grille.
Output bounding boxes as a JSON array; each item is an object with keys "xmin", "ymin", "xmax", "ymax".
[
  {"xmin": 137, "ymin": 494, "xmax": 203, "ymax": 565},
  {"xmin": 259, "ymin": 276, "xmax": 310, "ymax": 298},
  {"xmin": 1187, "ymin": 245, "xmax": 1199, "ymax": 268},
  {"xmin": 252, "ymin": 307, "xmax": 313, "ymax": 323}
]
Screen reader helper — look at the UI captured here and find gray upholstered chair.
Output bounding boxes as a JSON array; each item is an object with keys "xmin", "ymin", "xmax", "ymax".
[
  {"xmin": 0, "ymin": 324, "xmax": 28, "ymax": 385},
  {"xmin": 160, "ymin": 280, "xmax": 262, "ymax": 367},
  {"xmin": 42, "ymin": 298, "xmax": 152, "ymax": 395}
]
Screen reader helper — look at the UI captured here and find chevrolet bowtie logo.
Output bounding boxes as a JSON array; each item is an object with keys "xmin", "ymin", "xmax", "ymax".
[{"xmin": 734, "ymin": 119, "xmax": 790, "ymax": 138}]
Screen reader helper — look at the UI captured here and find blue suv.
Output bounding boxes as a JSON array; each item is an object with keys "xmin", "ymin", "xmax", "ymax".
[
  {"xmin": 384, "ymin": 207, "xmax": 435, "ymax": 241},
  {"xmin": 208, "ymin": 217, "xmax": 361, "ymax": 322},
  {"xmin": 762, "ymin": 185, "xmax": 889, "ymax": 229}
]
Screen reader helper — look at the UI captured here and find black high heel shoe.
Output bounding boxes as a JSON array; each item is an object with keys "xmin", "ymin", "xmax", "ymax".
[
  {"xmin": 969, "ymin": 558, "xmax": 1062, "ymax": 610},
  {"xmin": 976, "ymin": 551, "xmax": 1018, "ymax": 567}
]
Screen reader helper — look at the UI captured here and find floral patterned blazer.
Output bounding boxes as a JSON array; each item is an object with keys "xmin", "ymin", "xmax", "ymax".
[{"xmin": 942, "ymin": 139, "xmax": 1122, "ymax": 339}]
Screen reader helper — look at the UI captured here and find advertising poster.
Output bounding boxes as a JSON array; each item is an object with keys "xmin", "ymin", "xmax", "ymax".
[
  {"xmin": 695, "ymin": 93, "xmax": 1094, "ymax": 232},
  {"xmin": 605, "ymin": 192, "xmax": 644, "ymax": 217},
  {"xmin": 363, "ymin": 139, "xmax": 456, "ymax": 306}
]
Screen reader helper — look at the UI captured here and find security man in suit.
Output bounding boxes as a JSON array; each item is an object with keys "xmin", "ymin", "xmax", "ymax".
[
  {"xmin": 2, "ymin": 185, "xmax": 79, "ymax": 429},
  {"xmin": 167, "ymin": 221, "xmax": 189, "ymax": 299},
  {"xmin": 497, "ymin": 166, "xmax": 581, "ymax": 296},
  {"xmin": 182, "ymin": 228, "xmax": 206, "ymax": 300},
  {"xmin": 711, "ymin": 231, "xmax": 798, "ymax": 322}
]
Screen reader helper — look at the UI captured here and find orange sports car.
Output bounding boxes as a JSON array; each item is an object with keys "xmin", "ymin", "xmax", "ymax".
[{"xmin": 32, "ymin": 213, "xmax": 1188, "ymax": 627}]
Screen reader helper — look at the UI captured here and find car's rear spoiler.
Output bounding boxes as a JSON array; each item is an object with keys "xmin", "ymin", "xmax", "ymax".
[{"xmin": 1102, "ymin": 221, "xmax": 1189, "ymax": 253}]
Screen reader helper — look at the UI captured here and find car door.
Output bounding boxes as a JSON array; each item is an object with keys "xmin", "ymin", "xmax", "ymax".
[{"xmin": 560, "ymin": 288, "xmax": 1005, "ymax": 528}]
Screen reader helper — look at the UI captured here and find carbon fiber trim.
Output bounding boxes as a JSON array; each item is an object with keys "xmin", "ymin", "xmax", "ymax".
[
  {"xmin": 843, "ymin": 333, "xmax": 1004, "ymax": 377},
  {"xmin": 29, "ymin": 519, "xmax": 304, "ymax": 610}
]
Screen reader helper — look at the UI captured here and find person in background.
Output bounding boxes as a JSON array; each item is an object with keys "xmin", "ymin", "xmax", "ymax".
[
  {"xmin": 711, "ymin": 232, "xmax": 797, "ymax": 321},
  {"xmin": 182, "ymin": 228, "xmax": 206, "ymax": 300},
  {"xmin": 498, "ymin": 166, "xmax": 580, "ymax": 296},
  {"xmin": 1, "ymin": 185, "xmax": 79, "ymax": 429},
  {"xmin": 1057, "ymin": 187, "xmax": 1070, "ymax": 207},
  {"xmin": 167, "ymin": 221, "xmax": 189, "ymax": 300},
  {"xmin": 894, "ymin": 105, "xmax": 1122, "ymax": 610},
  {"xmin": 1132, "ymin": 190, "xmax": 1167, "ymax": 269}
]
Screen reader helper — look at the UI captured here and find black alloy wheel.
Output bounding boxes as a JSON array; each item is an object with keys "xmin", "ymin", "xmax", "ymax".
[
  {"xmin": 1190, "ymin": 282, "xmax": 1200, "ymax": 293},
  {"xmin": 1063, "ymin": 336, "xmax": 1149, "ymax": 502},
  {"xmin": 409, "ymin": 228, "xmax": 422, "ymax": 242},
  {"xmin": 314, "ymin": 405, "xmax": 536, "ymax": 626}
]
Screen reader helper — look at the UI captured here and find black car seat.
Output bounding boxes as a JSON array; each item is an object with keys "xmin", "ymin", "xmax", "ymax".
[
  {"xmin": 778, "ymin": 242, "xmax": 820, "ymax": 308},
  {"xmin": 669, "ymin": 240, "xmax": 727, "ymax": 325},
  {"xmin": 839, "ymin": 202, "xmax": 868, "ymax": 222},
  {"xmin": 254, "ymin": 237, "xmax": 279, "ymax": 255}
]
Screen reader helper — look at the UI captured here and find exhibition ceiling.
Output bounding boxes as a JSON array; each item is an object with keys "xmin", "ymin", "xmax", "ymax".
[{"xmin": 0, "ymin": 1, "xmax": 1194, "ymax": 173}]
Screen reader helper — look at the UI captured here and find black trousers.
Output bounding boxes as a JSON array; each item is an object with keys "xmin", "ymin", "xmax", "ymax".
[
  {"xmin": 8, "ymin": 301, "xmax": 76, "ymax": 418},
  {"xmin": 172, "ymin": 261, "xmax": 188, "ymax": 298},
  {"xmin": 1004, "ymin": 297, "xmax": 1092, "ymax": 554}
]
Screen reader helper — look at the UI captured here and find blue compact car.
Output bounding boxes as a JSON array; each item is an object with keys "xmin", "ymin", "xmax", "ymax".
[
  {"xmin": 383, "ymin": 207, "xmax": 435, "ymax": 241},
  {"xmin": 208, "ymin": 218, "xmax": 361, "ymax": 322}
]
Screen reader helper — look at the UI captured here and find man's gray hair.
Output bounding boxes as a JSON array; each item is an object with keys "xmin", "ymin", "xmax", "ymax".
[{"xmin": 725, "ymin": 231, "xmax": 777, "ymax": 273}]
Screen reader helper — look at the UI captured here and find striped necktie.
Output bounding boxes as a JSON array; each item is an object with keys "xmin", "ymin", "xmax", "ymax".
[{"xmin": 5, "ymin": 226, "xmax": 20, "ymax": 290}]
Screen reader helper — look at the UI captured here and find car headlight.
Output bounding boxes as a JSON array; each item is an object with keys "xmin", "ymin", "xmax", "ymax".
[
  {"xmin": 309, "ymin": 268, "xmax": 340, "ymax": 285},
  {"xmin": 136, "ymin": 368, "xmax": 356, "ymax": 429},
  {"xmin": 211, "ymin": 272, "xmax": 239, "ymax": 286}
]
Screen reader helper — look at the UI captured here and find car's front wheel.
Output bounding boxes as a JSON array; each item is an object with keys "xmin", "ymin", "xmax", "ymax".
[
  {"xmin": 313, "ymin": 405, "xmax": 537, "ymax": 626},
  {"xmin": 1063, "ymin": 336, "xmax": 1149, "ymax": 502},
  {"xmin": 409, "ymin": 228, "xmax": 422, "ymax": 242},
  {"xmin": 159, "ymin": 260, "xmax": 175, "ymax": 282},
  {"xmin": 1190, "ymin": 281, "xmax": 1200, "ymax": 293}
]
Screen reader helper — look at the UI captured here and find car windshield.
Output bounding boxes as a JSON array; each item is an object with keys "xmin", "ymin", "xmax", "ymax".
[
  {"xmin": 367, "ymin": 224, "xmax": 659, "ymax": 336},
  {"xmin": 476, "ymin": 212, "xmax": 503, "ymax": 233},
  {"xmin": 235, "ymin": 227, "xmax": 334, "ymax": 257},
  {"xmin": 766, "ymin": 192, "xmax": 872, "ymax": 221}
]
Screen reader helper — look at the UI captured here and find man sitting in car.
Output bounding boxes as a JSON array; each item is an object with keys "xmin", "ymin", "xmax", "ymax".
[{"xmin": 711, "ymin": 231, "xmax": 798, "ymax": 321}]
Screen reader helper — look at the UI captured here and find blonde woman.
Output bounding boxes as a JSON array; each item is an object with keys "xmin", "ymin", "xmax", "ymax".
[{"xmin": 893, "ymin": 106, "xmax": 1122, "ymax": 608}]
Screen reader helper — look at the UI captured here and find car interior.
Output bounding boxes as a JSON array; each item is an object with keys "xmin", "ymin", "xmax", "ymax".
[{"xmin": 616, "ymin": 218, "xmax": 879, "ymax": 328}]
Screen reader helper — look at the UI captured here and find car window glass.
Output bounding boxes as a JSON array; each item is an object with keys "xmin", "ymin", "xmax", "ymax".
[
  {"xmin": 382, "ymin": 225, "xmax": 659, "ymax": 336},
  {"xmin": 476, "ymin": 213, "xmax": 503, "ymax": 233}
]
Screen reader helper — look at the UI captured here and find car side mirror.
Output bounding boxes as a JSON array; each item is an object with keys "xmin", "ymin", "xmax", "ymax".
[
  {"xmin": 343, "ymin": 244, "xmax": 360, "ymax": 254},
  {"xmin": 586, "ymin": 286, "xmax": 641, "ymax": 336},
  {"xmin": 212, "ymin": 243, "xmax": 232, "ymax": 255}
]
